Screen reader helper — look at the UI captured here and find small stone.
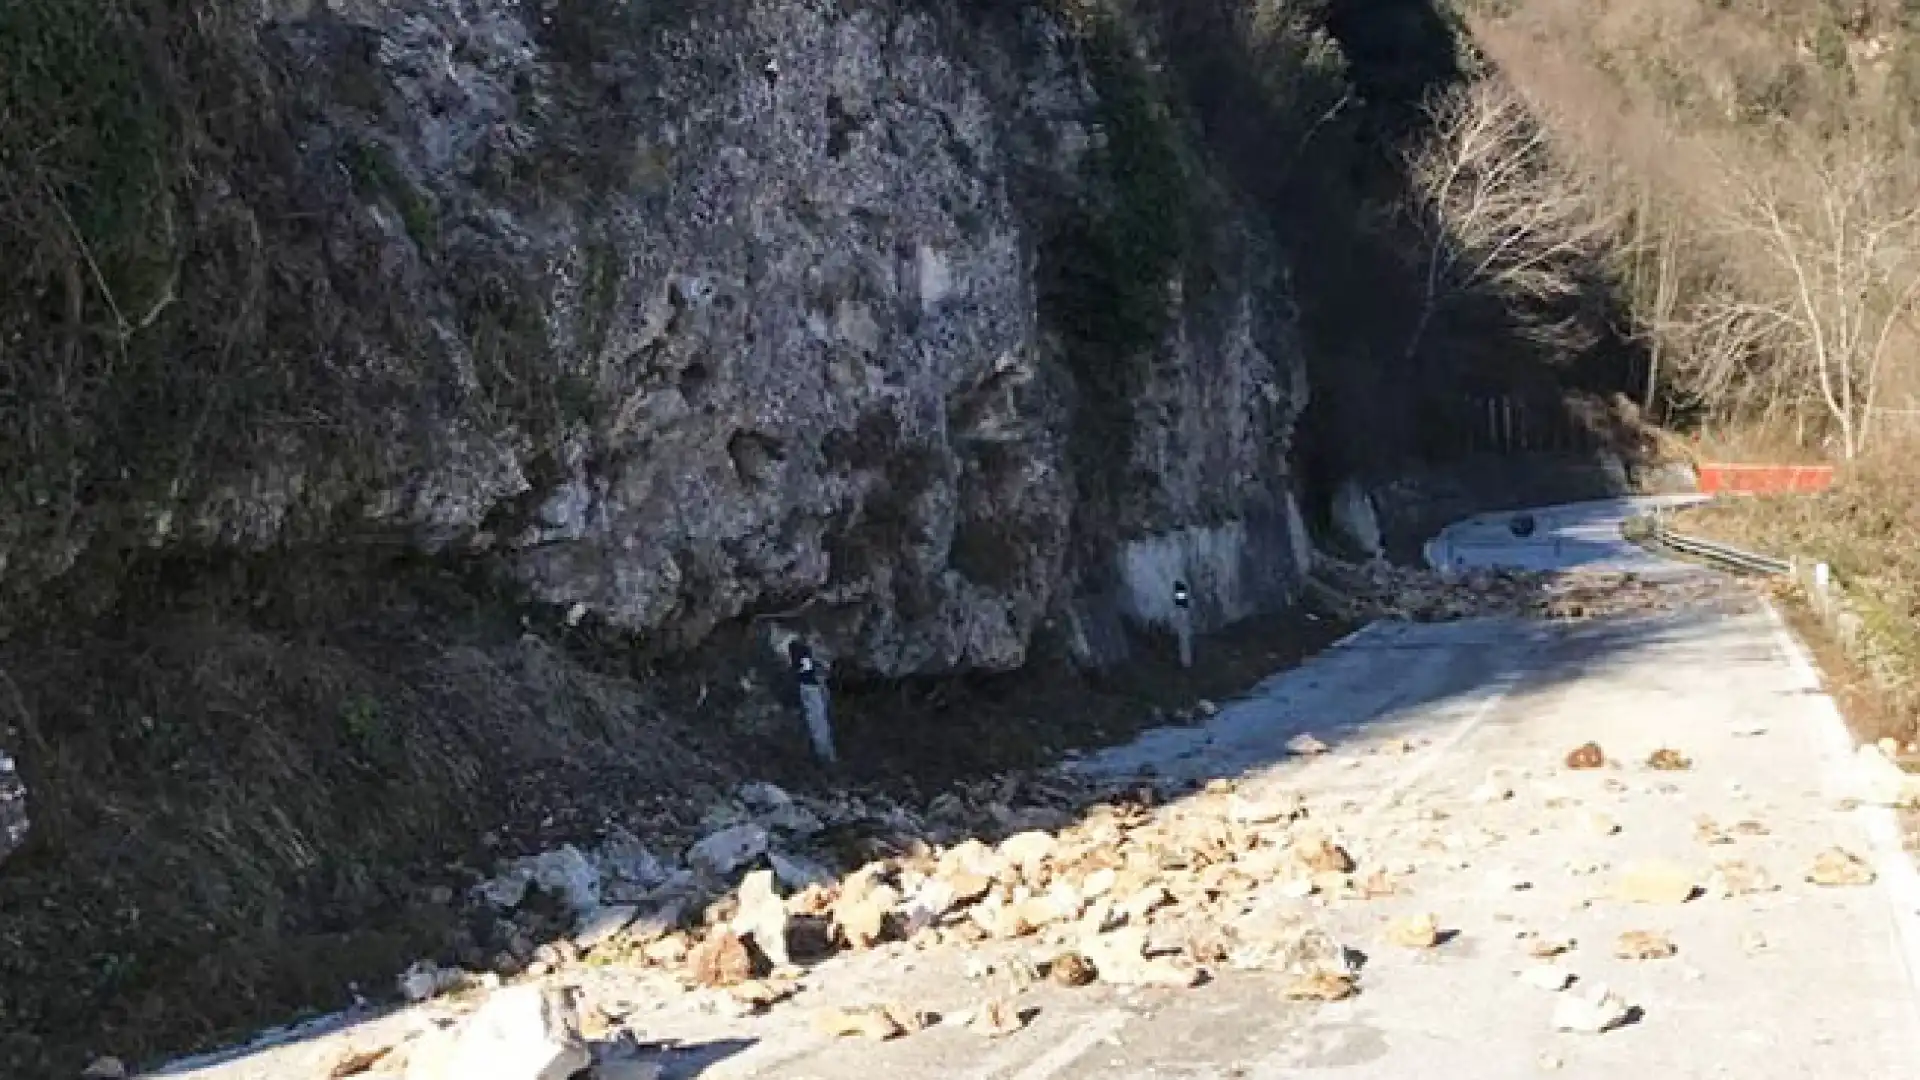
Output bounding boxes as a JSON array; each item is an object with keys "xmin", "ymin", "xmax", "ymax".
[
  {"xmin": 1521, "ymin": 964, "xmax": 1575, "ymax": 991},
  {"xmin": 968, "ymin": 998, "xmax": 1028, "ymax": 1038},
  {"xmin": 812, "ymin": 1004, "xmax": 924, "ymax": 1041},
  {"xmin": 82, "ymin": 1058, "xmax": 129, "ymax": 1080},
  {"xmin": 520, "ymin": 846, "xmax": 602, "ymax": 915},
  {"xmin": 328, "ymin": 1045, "xmax": 393, "ymax": 1078},
  {"xmin": 573, "ymin": 905, "xmax": 638, "ymax": 953},
  {"xmin": 1613, "ymin": 862, "xmax": 1697, "ymax": 905},
  {"xmin": 770, "ymin": 851, "xmax": 834, "ymax": 891},
  {"xmin": 1288, "ymin": 733, "xmax": 1330, "ymax": 756},
  {"xmin": 1196, "ymin": 699, "xmax": 1221, "ymax": 718},
  {"xmin": 1230, "ymin": 792, "xmax": 1306, "ymax": 825},
  {"xmin": 1807, "ymin": 847, "xmax": 1876, "ymax": 887},
  {"xmin": 643, "ymin": 933, "xmax": 690, "ymax": 965},
  {"xmin": 1741, "ymin": 929, "xmax": 1769, "ymax": 953},
  {"xmin": 1552, "ymin": 984, "xmax": 1632, "ymax": 1034},
  {"xmin": 733, "ymin": 870, "xmax": 791, "ymax": 967},
  {"xmin": 1081, "ymin": 927, "xmax": 1202, "ymax": 988},
  {"xmin": 1584, "ymin": 813, "xmax": 1620, "ymax": 837},
  {"xmin": 1614, "ymin": 930, "xmax": 1676, "ymax": 960},
  {"xmin": 1384, "ymin": 913, "xmax": 1441, "ymax": 949},
  {"xmin": 687, "ymin": 930, "xmax": 754, "ymax": 988},
  {"xmin": 1564, "ymin": 743, "xmax": 1606, "ymax": 770},
  {"xmin": 687, "ymin": 824, "xmax": 770, "ymax": 879},
  {"xmin": 1081, "ymin": 867, "xmax": 1118, "ymax": 898},
  {"xmin": 401, "ymin": 984, "xmax": 589, "ymax": 1080},
  {"xmin": 1646, "ymin": 748, "xmax": 1692, "ymax": 771},
  {"xmin": 1297, "ymin": 838, "xmax": 1355, "ymax": 875},
  {"xmin": 998, "ymin": 830, "xmax": 1058, "ymax": 872},
  {"xmin": 1283, "ymin": 971, "xmax": 1357, "ymax": 1001},
  {"xmin": 1121, "ymin": 883, "xmax": 1175, "ymax": 920},
  {"xmin": 1355, "ymin": 868, "xmax": 1398, "ymax": 898},
  {"xmin": 833, "ymin": 883, "xmax": 898, "ymax": 950},
  {"xmin": 737, "ymin": 780, "xmax": 794, "ymax": 811},
  {"xmin": 397, "ymin": 960, "xmax": 466, "ymax": 1003},
  {"xmin": 1527, "ymin": 936, "xmax": 1575, "ymax": 959},
  {"xmin": 1049, "ymin": 951, "xmax": 1097, "ymax": 986},
  {"xmin": 1538, "ymin": 1051, "xmax": 1565, "ymax": 1070},
  {"xmin": 728, "ymin": 978, "xmax": 798, "ymax": 1011},
  {"xmin": 1708, "ymin": 861, "xmax": 1774, "ymax": 898}
]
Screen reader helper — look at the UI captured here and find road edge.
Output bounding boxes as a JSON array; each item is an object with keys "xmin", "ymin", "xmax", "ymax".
[{"xmin": 1763, "ymin": 600, "xmax": 1920, "ymax": 1011}]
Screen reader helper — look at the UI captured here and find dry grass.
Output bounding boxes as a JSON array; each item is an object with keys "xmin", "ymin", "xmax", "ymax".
[
  {"xmin": 1462, "ymin": 0, "xmax": 1920, "ymax": 451},
  {"xmin": 1674, "ymin": 447, "xmax": 1920, "ymax": 742}
]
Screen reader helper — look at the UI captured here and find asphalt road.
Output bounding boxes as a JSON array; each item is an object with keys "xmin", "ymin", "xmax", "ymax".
[{"xmin": 158, "ymin": 497, "xmax": 1920, "ymax": 1080}]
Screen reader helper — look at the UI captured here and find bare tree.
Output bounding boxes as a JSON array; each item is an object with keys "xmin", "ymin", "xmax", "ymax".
[
  {"xmin": 1716, "ymin": 140, "xmax": 1920, "ymax": 458},
  {"xmin": 1400, "ymin": 77, "xmax": 1618, "ymax": 362}
]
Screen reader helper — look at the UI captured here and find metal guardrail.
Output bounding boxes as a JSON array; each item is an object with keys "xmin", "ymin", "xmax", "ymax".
[{"xmin": 1645, "ymin": 512, "xmax": 1791, "ymax": 576}]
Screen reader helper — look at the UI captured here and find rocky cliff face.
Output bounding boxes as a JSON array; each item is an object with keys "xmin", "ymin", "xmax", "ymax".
[{"xmin": 2, "ymin": 0, "xmax": 1310, "ymax": 678}]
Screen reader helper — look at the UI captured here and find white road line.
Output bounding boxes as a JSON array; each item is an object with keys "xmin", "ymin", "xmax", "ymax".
[
  {"xmin": 1325, "ymin": 623, "xmax": 1383, "ymax": 650},
  {"xmin": 1002, "ymin": 1009, "xmax": 1128, "ymax": 1080},
  {"xmin": 1763, "ymin": 600, "xmax": 1920, "ymax": 1016},
  {"xmin": 957, "ymin": 1008, "xmax": 1128, "ymax": 1080},
  {"xmin": 1358, "ymin": 670, "xmax": 1526, "ymax": 821}
]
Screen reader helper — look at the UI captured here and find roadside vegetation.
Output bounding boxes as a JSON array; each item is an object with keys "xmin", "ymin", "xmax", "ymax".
[{"xmin": 1384, "ymin": 0, "xmax": 1920, "ymax": 737}]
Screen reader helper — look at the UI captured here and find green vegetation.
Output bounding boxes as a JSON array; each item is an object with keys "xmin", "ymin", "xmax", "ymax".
[
  {"xmin": 1038, "ymin": 4, "xmax": 1215, "ymax": 523},
  {"xmin": 343, "ymin": 139, "xmax": 441, "ymax": 252}
]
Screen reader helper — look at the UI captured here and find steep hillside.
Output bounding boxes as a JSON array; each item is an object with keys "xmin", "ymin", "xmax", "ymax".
[{"xmin": 1461, "ymin": 0, "xmax": 1920, "ymax": 456}]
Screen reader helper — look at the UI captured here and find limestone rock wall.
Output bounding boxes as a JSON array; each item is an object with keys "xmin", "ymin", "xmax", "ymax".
[{"xmin": 0, "ymin": 0, "xmax": 1312, "ymax": 677}]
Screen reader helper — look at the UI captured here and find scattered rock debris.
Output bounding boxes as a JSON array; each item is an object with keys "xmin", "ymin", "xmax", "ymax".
[
  {"xmin": 1287, "ymin": 733, "xmax": 1331, "ymax": 756},
  {"xmin": 81, "ymin": 1058, "xmax": 130, "ymax": 1080},
  {"xmin": 1283, "ymin": 971, "xmax": 1359, "ymax": 1001},
  {"xmin": 1614, "ymin": 930, "xmax": 1676, "ymax": 960},
  {"xmin": 1565, "ymin": 743, "xmax": 1606, "ymax": 770},
  {"xmin": 1807, "ymin": 848, "xmax": 1877, "ymax": 887},
  {"xmin": 1527, "ymin": 936, "xmax": 1576, "ymax": 960},
  {"xmin": 1306, "ymin": 561, "xmax": 1726, "ymax": 625},
  {"xmin": 174, "ymin": 574, "xmax": 1882, "ymax": 1080},
  {"xmin": 967, "ymin": 998, "xmax": 1030, "ymax": 1038},
  {"xmin": 1646, "ymin": 748, "xmax": 1693, "ymax": 772},
  {"xmin": 1521, "ymin": 965, "xmax": 1576, "ymax": 992},
  {"xmin": 813, "ymin": 1005, "xmax": 928, "ymax": 1041},
  {"xmin": 1553, "ymin": 984, "xmax": 1633, "ymax": 1034},
  {"xmin": 1385, "ymin": 913, "xmax": 1442, "ymax": 949}
]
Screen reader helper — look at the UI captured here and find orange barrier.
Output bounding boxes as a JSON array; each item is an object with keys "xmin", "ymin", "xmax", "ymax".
[{"xmin": 1695, "ymin": 462, "xmax": 1835, "ymax": 495}]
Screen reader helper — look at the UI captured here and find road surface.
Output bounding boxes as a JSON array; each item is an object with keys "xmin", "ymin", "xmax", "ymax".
[{"xmin": 158, "ymin": 496, "xmax": 1920, "ymax": 1080}]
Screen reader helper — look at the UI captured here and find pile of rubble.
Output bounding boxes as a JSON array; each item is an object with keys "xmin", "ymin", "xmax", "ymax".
[
  {"xmin": 1306, "ymin": 557, "xmax": 1551, "ymax": 622},
  {"xmin": 1307, "ymin": 557, "xmax": 1744, "ymax": 624},
  {"xmin": 332, "ymin": 772, "xmax": 1370, "ymax": 1078}
]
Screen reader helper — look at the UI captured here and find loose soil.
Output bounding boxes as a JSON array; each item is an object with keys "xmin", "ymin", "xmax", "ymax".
[{"xmin": 0, "ymin": 565, "xmax": 1351, "ymax": 1079}]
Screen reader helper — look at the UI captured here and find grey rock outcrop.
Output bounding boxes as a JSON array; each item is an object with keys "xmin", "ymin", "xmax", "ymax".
[{"xmin": 2, "ymin": 0, "xmax": 1310, "ymax": 676}]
